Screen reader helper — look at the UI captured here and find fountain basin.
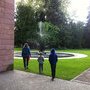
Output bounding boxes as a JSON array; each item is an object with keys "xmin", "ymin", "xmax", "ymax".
[{"xmin": 14, "ymin": 51, "xmax": 74, "ymax": 58}]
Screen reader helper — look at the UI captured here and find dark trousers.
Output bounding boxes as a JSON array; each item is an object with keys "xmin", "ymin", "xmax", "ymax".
[
  {"xmin": 50, "ymin": 64, "xmax": 56, "ymax": 79},
  {"xmin": 39, "ymin": 63, "xmax": 43, "ymax": 74},
  {"xmin": 23, "ymin": 57, "xmax": 29, "ymax": 69}
]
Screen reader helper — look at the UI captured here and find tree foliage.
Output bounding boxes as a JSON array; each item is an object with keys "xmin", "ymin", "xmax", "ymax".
[
  {"xmin": 46, "ymin": 0, "xmax": 67, "ymax": 26},
  {"xmin": 83, "ymin": 11, "xmax": 90, "ymax": 48},
  {"xmin": 15, "ymin": 0, "xmax": 86, "ymax": 49},
  {"xmin": 15, "ymin": 3, "xmax": 38, "ymax": 46}
]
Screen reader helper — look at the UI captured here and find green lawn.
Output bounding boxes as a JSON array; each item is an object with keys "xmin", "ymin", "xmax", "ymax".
[
  {"xmin": 14, "ymin": 48, "xmax": 22, "ymax": 51},
  {"xmin": 14, "ymin": 49, "xmax": 90, "ymax": 80}
]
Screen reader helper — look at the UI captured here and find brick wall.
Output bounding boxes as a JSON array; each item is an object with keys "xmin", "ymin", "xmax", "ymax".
[{"xmin": 0, "ymin": 0, "xmax": 14, "ymax": 72}]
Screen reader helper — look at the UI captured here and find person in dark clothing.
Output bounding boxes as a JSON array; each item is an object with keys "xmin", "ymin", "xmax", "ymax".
[
  {"xmin": 22, "ymin": 43, "xmax": 31, "ymax": 70},
  {"xmin": 37, "ymin": 52, "xmax": 44, "ymax": 74},
  {"xmin": 49, "ymin": 48, "xmax": 58, "ymax": 81}
]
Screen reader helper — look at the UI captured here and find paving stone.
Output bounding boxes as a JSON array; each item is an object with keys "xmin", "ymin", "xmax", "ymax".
[
  {"xmin": 71, "ymin": 68, "xmax": 90, "ymax": 85},
  {"xmin": 0, "ymin": 70, "xmax": 90, "ymax": 90}
]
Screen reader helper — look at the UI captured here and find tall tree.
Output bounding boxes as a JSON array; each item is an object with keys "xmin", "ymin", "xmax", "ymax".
[
  {"xmin": 46, "ymin": 0, "xmax": 67, "ymax": 26},
  {"xmin": 70, "ymin": 22, "xmax": 84, "ymax": 48},
  {"xmin": 58, "ymin": 21, "xmax": 84, "ymax": 49},
  {"xmin": 84, "ymin": 11, "xmax": 90, "ymax": 48},
  {"xmin": 15, "ymin": 3, "xmax": 38, "ymax": 46}
]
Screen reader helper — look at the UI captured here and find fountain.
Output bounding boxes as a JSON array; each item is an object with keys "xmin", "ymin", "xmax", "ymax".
[
  {"xmin": 14, "ymin": 9, "xmax": 86, "ymax": 59},
  {"xmin": 38, "ymin": 11, "xmax": 46, "ymax": 52},
  {"xmin": 38, "ymin": 21, "xmax": 43, "ymax": 37},
  {"xmin": 14, "ymin": 51, "xmax": 74, "ymax": 58},
  {"xmin": 14, "ymin": 11, "xmax": 75, "ymax": 59}
]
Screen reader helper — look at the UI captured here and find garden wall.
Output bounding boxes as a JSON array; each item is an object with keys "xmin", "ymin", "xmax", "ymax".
[{"xmin": 0, "ymin": 0, "xmax": 14, "ymax": 72}]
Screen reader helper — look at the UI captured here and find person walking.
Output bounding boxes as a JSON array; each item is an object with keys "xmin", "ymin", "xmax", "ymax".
[
  {"xmin": 22, "ymin": 43, "xmax": 31, "ymax": 70},
  {"xmin": 49, "ymin": 48, "xmax": 58, "ymax": 81},
  {"xmin": 37, "ymin": 52, "xmax": 44, "ymax": 74}
]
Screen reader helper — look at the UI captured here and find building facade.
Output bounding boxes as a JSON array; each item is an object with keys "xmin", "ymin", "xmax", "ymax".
[{"xmin": 0, "ymin": 0, "xmax": 14, "ymax": 72}]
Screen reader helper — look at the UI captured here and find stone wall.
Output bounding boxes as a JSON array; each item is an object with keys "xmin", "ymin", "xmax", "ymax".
[{"xmin": 0, "ymin": 0, "xmax": 14, "ymax": 72}]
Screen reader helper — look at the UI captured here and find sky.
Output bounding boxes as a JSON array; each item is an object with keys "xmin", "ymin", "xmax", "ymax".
[
  {"xmin": 15, "ymin": 0, "xmax": 90, "ymax": 22},
  {"xmin": 68, "ymin": 0, "xmax": 90, "ymax": 22}
]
